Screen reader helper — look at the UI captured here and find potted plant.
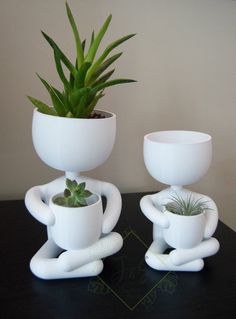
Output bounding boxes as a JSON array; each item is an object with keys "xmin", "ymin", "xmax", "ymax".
[
  {"xmin": 27, "ymin": 2, "xmax": 135, "ymax": 172},
  {"xmin": 25, "ymin": 2, "xmax": 134, "ymax": 279},
  {"xmin": 27, "ymin": 2, "xmax": 135, "ymax": 119},
  {"xmin": 163, "ymin": 193, "xmax": 211, "ymax": 249},
  {"xmin": 49, "ymin": 179, "xmax": 103, "ymax": 250}
]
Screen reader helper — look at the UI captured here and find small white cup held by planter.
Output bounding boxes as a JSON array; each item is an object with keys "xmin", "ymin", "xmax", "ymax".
[
  {"xmin": 140, "ymin": 131, "xmax": 220, "ymax": 272},
  {"xmin": 163, "ymin": 210, "xmax": 206, "ymax": 249},
  {"xmin": 49, "ymin": 193, "xmax": 103, "ymax": 250}
]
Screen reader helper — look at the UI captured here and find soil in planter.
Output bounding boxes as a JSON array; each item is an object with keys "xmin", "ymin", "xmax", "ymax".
[{"xmin": 87, "ymin": 112, "xmax": 106, "ymax": 119}]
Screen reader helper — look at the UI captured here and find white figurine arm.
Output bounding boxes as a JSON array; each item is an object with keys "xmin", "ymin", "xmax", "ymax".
[
  {"xmin": 203, "ymin": 196, "xmax": 218, "ymax": 239},
  {"xmin": 25, "ymin": 185, "xmax": 55, "ymax": 226},
  {"xmin": 140, "ymin": 194, "xmax": 169, "ymax": 228},
  {"xmin": 100, "ymin": 182, "xmax": 122, "ymax": 234}
]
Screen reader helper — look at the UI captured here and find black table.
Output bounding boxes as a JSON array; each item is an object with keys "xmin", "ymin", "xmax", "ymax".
[{"xmin": 0, "ymin": 193, "xmax": 235, "ymax": 319}]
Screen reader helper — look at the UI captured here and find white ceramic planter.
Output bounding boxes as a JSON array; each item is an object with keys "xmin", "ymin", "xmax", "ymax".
[
  {"xmin": 163, "ymin": 210, "xmax": 206, "ymax": 249},
  {"xmin": 49, "ymin": 193, "xmax": 103, "ymax": 250},
  {"xmin": 32, "ymin": 109, "xmax": 116, "ymax": 172},
  {"xmin": 144, "ymin": 130, "xmax": 212, "ymax": 186}
]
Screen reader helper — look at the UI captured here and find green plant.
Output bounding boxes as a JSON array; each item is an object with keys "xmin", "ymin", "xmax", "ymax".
[
  {"xmin": 27, "ymin": 2, "xmax": 136, "ymax": 118},
  {"xmin": 164, "ymin": 193, "xmax": 210, "ymax": 216},
  {"xmin": 53, "ymin": 178, "xmax": 93, "ymax": 207}
]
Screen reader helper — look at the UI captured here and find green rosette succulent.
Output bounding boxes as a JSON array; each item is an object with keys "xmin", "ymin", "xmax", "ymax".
[{"xmin": 53, "ymin": 179, "xmax": 93, "ymax": 207}]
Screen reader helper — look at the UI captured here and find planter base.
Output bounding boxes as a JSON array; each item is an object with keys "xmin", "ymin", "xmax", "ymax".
[
  {"xmin": 144, "ymin": 236, "xmax": 219, "ymax": 272},
  {"xmin": 30, "ymin": 233, "xmax": 122, "ymax": 280}
]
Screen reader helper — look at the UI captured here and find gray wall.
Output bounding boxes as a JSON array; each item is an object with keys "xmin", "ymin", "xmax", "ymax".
[{"xmin": 0, "ymin": 0, "xmax": 236, "ymax": 230}]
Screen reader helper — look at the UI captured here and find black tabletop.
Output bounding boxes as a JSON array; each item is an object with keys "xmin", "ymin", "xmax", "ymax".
[{"xmin": 0, "ymin": 193, "xmax": 235, "ymax": 319}]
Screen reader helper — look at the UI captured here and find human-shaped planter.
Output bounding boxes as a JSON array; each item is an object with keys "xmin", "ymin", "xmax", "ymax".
[
  {"xmin": 140, "ymin": 131, "xmax": 220, "ymax": 271},
  {"xmin": 25, "ymin": 109, "xmax": 123, "ymax": 279}
]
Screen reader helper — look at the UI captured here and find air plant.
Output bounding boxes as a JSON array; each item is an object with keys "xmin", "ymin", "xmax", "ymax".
[
  {"xmin": 27, "ymin": 2, "xmax": 136, "ymax": 118},
  {"xmin": 164, "ymin": 193, "xmax": 211, "ymax": 216},
  {"xmin": 53, "ymin": 179, "xmax": 93, "ymax": 207}
]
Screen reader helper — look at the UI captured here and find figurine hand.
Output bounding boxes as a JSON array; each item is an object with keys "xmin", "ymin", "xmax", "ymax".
[
  {"xmin": 140, "ymin": 195, "xmax": 170, "ymax": 228},
  {"xmin": 159, "ymin": 213, "xmax": 170, "ymax": 228}
]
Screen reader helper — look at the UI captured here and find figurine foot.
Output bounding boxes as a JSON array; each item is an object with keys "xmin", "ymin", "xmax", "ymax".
[
  {"xmin": 145, "ymin": 250, "xmax": 204, "ymax": 272},
  {"xmin": 30, "ymin": 239, "xmax": 104, "ymax": 280},
  {"xmin": 58, "ymin": 232, "xmax": 123, "ymax": 272},
  {"xmin": 169, "ymin": 238, "xmax": 220, "ymax": 266}
]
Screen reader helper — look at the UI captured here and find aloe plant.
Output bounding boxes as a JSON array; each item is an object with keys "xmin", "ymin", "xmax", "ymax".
[
  {"xmin": 53, "ymin": 179, "xmax": 93, "ymax": 207},
  {"xmin": 27, "ymin": 2, "xmax": 136, "ymax": 118},
  {"xmin": 164, "ymin": 193, "xmax": 211, "ymax": 216}
]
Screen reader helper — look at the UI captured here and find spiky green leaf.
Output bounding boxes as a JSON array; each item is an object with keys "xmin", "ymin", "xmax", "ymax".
[
  {"xmin": 85, "ymin": 14, "xmax": 112, "ymax": 63},
  {"xmin": 74, "ymin": 62, "xmax": 91, "ymax": 88},
  {"xmin": 27, "ymin": 96, "xmax": 56, "ymax": 116},
  {"xmin": 92, "ymin": 78, "xmax": 136, "ymax": 94},
  {"xmin": 36, "ymin": 74, "xmax": 66, "ymax": 116},
  {"xmin": 41, "ymin": 31, "xmax": 77, "ymax": 77},
  {"xmin": 81, "ymin": 39, "xmax": 86, "ymax": 53},
  {"xmin": 53, "ymin": 49, "xmax": 70, "ymax": 91},
  {"xmin": 87, "ymin": 52, "xmax": 122, "ymax": 85},
  {"xmin": 92, "ymin": 69, "xmax": 115, "ymax": 87},
  {"xmin": 81, "ymin": 91, "xmax": 105, "ymax": 117},
  {"xmin": 68, "ymin": 87, "xmax": 88, "ymax": 113},
  {"xmin": 65, "ymin": 2, "xmax": 84, "ymax": 67},
  {"xmin": 75, "ymin": 88, "xmax": 91, "ymax": 117},
  {"xmin": 86, "ymin": 33, "xmax": 135, "ymax": 83},
  {"xmin": 88, "ymin": 30, "xmax": 95, "ymax": 51}
]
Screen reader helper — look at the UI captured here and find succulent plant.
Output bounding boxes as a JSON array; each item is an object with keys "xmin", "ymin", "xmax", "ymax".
[
  {"xmin": 53, "ymin": 179, "xmax": 93, "ymax": 207},
  {"xmin": 27, "ymin": 2, "xmax": 136, "ymax": 118},
  {"xmin": 164, "ymin": 193, "xmax": 211, "ymax": 216}
]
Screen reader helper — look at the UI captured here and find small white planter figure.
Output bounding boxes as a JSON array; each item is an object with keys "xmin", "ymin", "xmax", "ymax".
[
  {"xmin": 25, "ymin": 109, "xmax": 123, "ymax": 279},
  {"xmin": 140, "ymin": 131, "xmax": 220, "ymax": 271}
]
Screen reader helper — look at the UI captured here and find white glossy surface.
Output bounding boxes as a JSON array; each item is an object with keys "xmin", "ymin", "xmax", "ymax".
[
  {"xmin": 163, "ymin": 211, "xmax": 206, "ymax": 249},
  {"xmin": 49, "ymin": 193, "xmax": 103, "ymax": 250},
  {"xmin": 25, "ymin": 110, "xmax": 123, "ymax": 279},
  {"xmin": 144, "ymin": 130, "xmax": 212, "ymax": 186},
  {"xmin": 32, "ymin": 109, "xmax": 116, "ymax": 172},
  {"xmin": 25, "ymin": 175, "xmax": 123, "ymax": 279},
  {"xmin": 140, "ymin": 130, "xmax": 219, "ymax": 272}
]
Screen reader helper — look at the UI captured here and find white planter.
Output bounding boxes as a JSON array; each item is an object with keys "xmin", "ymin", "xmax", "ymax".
[
  {"xmin": 49, "ymin": 193, "xmax": 103, "ymax": 250},
  {"xmin": 163, "ymin": 210, "xmax": 206, "ymax": 249},
  {"xmin": 144, "ymin": 130, "xmax": 212, "ymax": 186},
  {"xmin": 32, "ymin": 109, "xmax": 116, "ymax": 172}
]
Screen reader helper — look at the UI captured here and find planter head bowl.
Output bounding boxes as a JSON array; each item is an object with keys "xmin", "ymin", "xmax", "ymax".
[
  {"xmin": 32, "ymin": 109, "xmax": 116, "ymax": 172},
  {"xmin": 144, "ymin": 130, "xmax": 212, "ymax": 186}
]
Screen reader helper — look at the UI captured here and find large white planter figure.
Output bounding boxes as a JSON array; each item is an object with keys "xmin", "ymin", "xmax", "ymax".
[
  {"xmin": 140, "ymin": 131, "xmax": 220, "ymax": 272},
  {"xmin": 25, "ymin": 109, "xmax": 123, "ymax": 279}
]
